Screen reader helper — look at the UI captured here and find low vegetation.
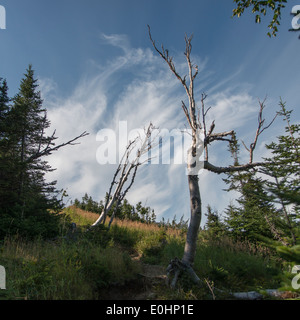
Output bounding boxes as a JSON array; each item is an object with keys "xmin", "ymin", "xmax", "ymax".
[{"xmin": 0, "ymin": 206, "xmax": 293, "ymax": 300}]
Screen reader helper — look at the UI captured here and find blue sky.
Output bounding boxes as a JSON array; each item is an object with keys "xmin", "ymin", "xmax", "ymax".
[{"xmin": 0, "ymin": 0, "xmax": 299, "ymax": 225}]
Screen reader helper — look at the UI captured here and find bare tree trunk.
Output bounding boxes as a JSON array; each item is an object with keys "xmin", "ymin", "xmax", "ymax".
[
  {"xmin": 91, "ymin": 196, "xmax": 116, "ymax": 227},
  {"xmin": 182, "ymin": 174, "xmax": 202, "ymax": 265}
]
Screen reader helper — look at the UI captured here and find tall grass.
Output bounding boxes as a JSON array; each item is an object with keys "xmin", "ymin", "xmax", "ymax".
[
  {"xmin": 0, "ymin": 236, "xmax": 141, "ymax": 300},
  {"xmin": 0, "ymin": 206, "xmax": 285, "ymax": 300},
  {"xmin": 159, "ymin": 234, "xmax": 282, "ymax": 296}
]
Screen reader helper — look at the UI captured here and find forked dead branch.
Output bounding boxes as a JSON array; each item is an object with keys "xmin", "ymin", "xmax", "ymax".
[{"xmin": 90, "ymin": 122, "xmax": 158, "ymax": 229}]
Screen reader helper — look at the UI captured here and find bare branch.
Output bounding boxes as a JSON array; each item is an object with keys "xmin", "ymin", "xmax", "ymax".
[
  {"xmin": 181, "ymin": 101, "xmax": 193, "ymax": 129},
  {"xmin": 90, "ymin": 122, "xmax": 157, "ymax": 228},
  {"xmin": 204, "ymin": 160, "xmax": 266, "ymax": 174},
  {"xmin": 206, "ymin": 130, "xmax": 234, "ymax": 145},
  {"xmin": 241, "ymin": 139, "xmax": 250, "ymax": 152},
  {"xmin": 243, "ymin": 99, "xmax": 278, "ymax": 163},
  {"xmin": 27, "ymin": 131, "xmax": 89, "ymax": 163},
  {"xmin": 120, "ymin": 163, "xmax": 139, "ymax": 202},
  {"xmin": 201, "ymin": 94, "xmax": 209, "ymax": 161},
  {"xmin": 148, "ymin": 25, "xmax": 189, "ymax": 94},
  {"xmin": 211, "ymin": 137, "xmax": 234, "ymax": 143},
  {"xmin": 204, "ymin": 106, "xmax": 212, "ymax": 117},
  {"xmin": 148, "ymin": 25, "xmax": 198, "ymax": 131},
  {"xmin": 207, "ymin": 121, "xmax": 215, "ymax": 137},
  {"xmin": 101, "ymin": 164, "xmax": 122, "ymax": 225}
]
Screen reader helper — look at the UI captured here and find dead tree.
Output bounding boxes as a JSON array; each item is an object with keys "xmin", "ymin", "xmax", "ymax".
[
  {"xmin": 148, "ymin": 26, "xmax": 277, "ymax": 288},
  {"xmin": 91, "ymin": 122, "xmax": 157, "ymax": 229}
]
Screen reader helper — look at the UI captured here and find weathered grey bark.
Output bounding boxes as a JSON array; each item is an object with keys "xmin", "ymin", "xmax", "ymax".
[{"xmin": 182, "ymin": 175, "xmax": 201, "ymax": 265}]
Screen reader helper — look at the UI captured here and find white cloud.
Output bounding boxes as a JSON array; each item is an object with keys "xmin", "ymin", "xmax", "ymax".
[
  {"xmin": 101, "ymin": 34, "xmax": 131, "ymax": 54},
  {"xmin": 38, "ymin": 77, "xmax": 58, "ymax": 99},
  {"xmin": 206, "ymin": 92, "xmax": 258, "ymax": 132},
  {"xmin": 41, "ymin": 33, "xmax": 281, "ymax": 225}
]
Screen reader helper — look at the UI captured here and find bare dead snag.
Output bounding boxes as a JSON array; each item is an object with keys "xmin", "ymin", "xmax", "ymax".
[
  {"xmin": 90, "ymin": 122, "xmax": 157, "ymax": 229},
  {"xmin": 148, "ymin": 25, "xmax": 276, "ymax": 289},
  {"xmin": 149, "ymin": 25, "xmax": 203, "ymax": 286}
]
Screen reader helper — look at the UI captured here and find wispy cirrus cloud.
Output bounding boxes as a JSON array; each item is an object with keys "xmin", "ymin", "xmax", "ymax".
[{"xmin": 42, "ymin": 33, "xmax": 272, "ymax": 224}]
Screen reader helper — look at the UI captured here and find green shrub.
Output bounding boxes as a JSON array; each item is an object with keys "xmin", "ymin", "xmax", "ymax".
[
  {"xmin": 0, "ymin": 211, "xmax": 62, "ymax": 240},
  {"xmin": 0, "ymin": 236, "xmax": 141, "ymax": 300},
  {"xmin": 83, "ymin": 224, "xmax": 113, "ymax": 248}
]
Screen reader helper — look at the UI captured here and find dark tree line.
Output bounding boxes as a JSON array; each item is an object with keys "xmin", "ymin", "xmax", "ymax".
[
  {"xmin": 73, "ymin": 192, "xmax": 189, "ymax": 230},
  {"xmin": 0, "ymin": 65, "xmax": 88, "ymax": 239},
  {"xmin": 73, "ymin": 193, "xmax": 157, "ymax": 224}
]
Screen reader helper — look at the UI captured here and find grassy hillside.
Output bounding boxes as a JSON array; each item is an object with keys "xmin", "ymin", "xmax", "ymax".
[{"xmin": 0, "ymin": 206, "xmax": 293, "ymax": 300}]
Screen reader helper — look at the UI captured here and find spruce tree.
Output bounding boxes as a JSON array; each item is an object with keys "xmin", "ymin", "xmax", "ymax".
[
  {"xmin": 223, "ymin": 130, "xmax": 280, "ymax": 243},
  {"xmin": 260, "ymin": 101, "xmax": 299, "ymax": 246},
  {"xmin": 223, "ymin": 101, "xmax": 299, "ymax": 246},
  {"xmin": 223, "ymin": 134, "xmax": 279, "ymax": 242},
  {"xmin": 0, "ymin": 66, "xmax": 88, "ymax": 239},
  {"xmin": 0, "ymin": 66, "xmax": 61, "ymax": 238},
  {"xmin": 224, "ymin": 171, "xmax": 279, "ymax": 242},
  {"xmin": 0, "ymin": 77, "xmax": 14, "ymax": 210},
  {"xmin": 10, "ymin": 65, "xmax": 59, "ymax": 218},
  {"xmin": 0, "ymin": 77, "xmax": 10, "ymax": 135},
  {"xmin": 204, "ymin": 205, "xmax": 225, "ymax": 238}
]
